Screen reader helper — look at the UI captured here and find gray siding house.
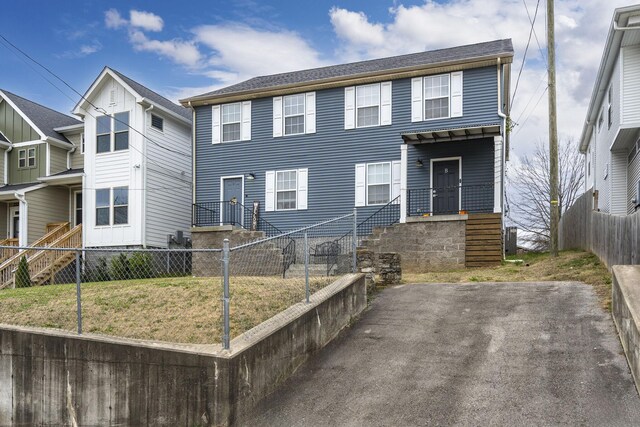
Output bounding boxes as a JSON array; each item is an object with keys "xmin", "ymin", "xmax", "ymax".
[{"xmin": 183, "ymin": 39, "xmax": 513, "ymax": 234}]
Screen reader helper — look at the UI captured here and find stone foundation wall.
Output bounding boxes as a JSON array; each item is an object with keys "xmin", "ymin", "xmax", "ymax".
[
  {"xmin": 191, "ymin": 227, "xmax": 282, "ymax": 276},
  {"xmin": 357, "ymin": 249, "xmax": 401, "ymax": 290},
  {"xmin": 361, "ymin": 220, "xmax": 465, "ymax": 273}
]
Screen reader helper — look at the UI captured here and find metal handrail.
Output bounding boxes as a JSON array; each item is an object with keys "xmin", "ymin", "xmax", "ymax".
[{"xmin": 407, "ymin": 183, "xmax": 494, "ymax": 216}]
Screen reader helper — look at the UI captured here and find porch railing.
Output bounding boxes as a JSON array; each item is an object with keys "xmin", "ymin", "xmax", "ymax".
[
  {"xmin": 407, "ymin": 183, "xmax": 494, "ymax": 216},
  {"xmin": 192, "ymin": 201, "xmax": 296, "ymax": 276}
]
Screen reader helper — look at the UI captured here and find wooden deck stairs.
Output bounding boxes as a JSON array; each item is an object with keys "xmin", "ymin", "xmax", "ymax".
[
  {"xmin": 465, "ymin": 213, "xmax": 503, "ymax": 267},
  {"xmin": 0, "ymin": 222, "xmax": 83, "ymax": 289}
]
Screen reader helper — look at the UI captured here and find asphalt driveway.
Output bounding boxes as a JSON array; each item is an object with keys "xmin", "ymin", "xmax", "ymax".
[{"xmin": 240, "ymin": 282, "xmax": 640, "ymax": 426}]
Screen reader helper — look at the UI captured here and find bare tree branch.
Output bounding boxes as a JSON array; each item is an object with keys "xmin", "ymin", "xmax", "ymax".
[{"xmin": 507, "ymin": 139, "xmax": 584, "ymax": 251}]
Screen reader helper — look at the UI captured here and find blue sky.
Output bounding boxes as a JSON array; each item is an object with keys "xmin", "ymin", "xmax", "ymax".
[{"xmin": 0, "ymin": 0, "xmax": 633, "ymax": 160}]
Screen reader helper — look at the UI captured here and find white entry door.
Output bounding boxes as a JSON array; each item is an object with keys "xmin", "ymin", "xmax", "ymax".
[{"xmin": 9, "ymin": 206, "xmax": 19, "ymax": 239}]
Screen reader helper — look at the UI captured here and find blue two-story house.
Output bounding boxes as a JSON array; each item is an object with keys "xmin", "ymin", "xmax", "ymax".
[{"xmin": 182, "ymin": 39, "xmax": 512, "ymax": 266}]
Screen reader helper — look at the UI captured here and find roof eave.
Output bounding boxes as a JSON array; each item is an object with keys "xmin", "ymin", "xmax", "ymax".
[
  {"xmin": 53, "ymin": 123, "xmax": 84, "ymax": 133},
  {"xmin": 180, "ymin": 52, "xmax": 514, "ymax": 107},
  {"xmin": 578, "ymin": 5, "xmax": 640, "ymax": 150},
  {"xmin": 45, "ymin": 137, "xmax": 74, "ymax": 150},
  {"xmin": 139, "ymin": 98, "xmax": 191, "ymax": 125}
]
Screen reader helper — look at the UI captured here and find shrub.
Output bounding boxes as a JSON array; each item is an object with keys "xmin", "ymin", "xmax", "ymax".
[
  {"xmin": 83, "ymin": 257, "xmax": 110, "ymax": 282},
  {"xmin": 129, "ymin": 252, "xmax": 154, "ymax": 279},
  {"xmin": 110, "ymin": 253, "xmax": 131, "ymax": 280},
  {"xmin": 15, "ymin": 256, "xmax": 32, "ymax": 288}
]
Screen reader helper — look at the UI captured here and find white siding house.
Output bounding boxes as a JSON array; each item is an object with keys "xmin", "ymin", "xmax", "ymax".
[
  {"xmin": 580, "ymin": 6, "xmax": 640, "ymax": 216},
  {"xmin": 73, "ymin": 67, "xmax": 192, "ymax": 248}
]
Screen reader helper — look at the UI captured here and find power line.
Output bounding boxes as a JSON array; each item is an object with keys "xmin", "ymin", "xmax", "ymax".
[
  {"xmin": 0, "ymin": 33, "xmax": 191, "ymax": 160},
  {"xmin": 513, "ymin": 71, "xmax": 547, "ymax": 126},
  {"xmin": 513, "ymin": 85, "xmax": 548, "ymax": 138},
  {"xmin": 512, "ymin": 0, "xmax": 541, "ymax": 109},
  {"xmin": 522, "ymin": 0, "xmax": 547, "ymax": 67}
]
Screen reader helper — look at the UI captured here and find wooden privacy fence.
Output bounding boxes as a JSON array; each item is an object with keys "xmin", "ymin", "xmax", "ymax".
[{"xmin": 560, "ymin": 189, "xmax": 640, "ymax": 267}]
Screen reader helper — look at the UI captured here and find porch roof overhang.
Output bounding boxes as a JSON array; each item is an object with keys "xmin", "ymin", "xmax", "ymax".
[
  {"xmin": 38, "ymin": 168, "xmax": 84, "ymax": 186},
  {"xmin": 401, "ymin": 124, "xmax": 502, "ymax": 144},
  {"xmin": 0, "ymin": 182, "xmax": 44, "ymax": 201},
  {"xmin": 610, "ymin": 126, "xmax": 640, "ymax": 152}
]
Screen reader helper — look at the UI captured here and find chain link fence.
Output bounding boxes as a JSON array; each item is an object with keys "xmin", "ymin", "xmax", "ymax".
[{"xmin": 0, "ymin": 212, "xmax": 358, "ymax": 349}]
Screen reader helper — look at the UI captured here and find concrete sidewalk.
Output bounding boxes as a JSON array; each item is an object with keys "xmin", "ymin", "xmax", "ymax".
[{"xmin": 240, "ymin": 282, "xmax": 640, "ymax": 426}]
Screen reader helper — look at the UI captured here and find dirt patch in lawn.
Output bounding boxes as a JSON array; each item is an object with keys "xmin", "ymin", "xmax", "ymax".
[
  {"xmin": 0, "ymin": 276, "xmax": 333, "ymax": 344},
  {"xmin": 403, "ymin": 250, "xmax": 612, "ymax": 310}
]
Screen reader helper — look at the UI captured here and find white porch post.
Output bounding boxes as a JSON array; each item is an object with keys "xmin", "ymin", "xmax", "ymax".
[
  {"xmin": 15, "ymin": 193, "xmax": 28, "ymax": 247},
  {"xmin": 400, "ymin": 144, "xmax": 408, "ymax": 223},
  {"xmin": 493, "ymin": 135, "xmax": 503, "ymax": 213}
]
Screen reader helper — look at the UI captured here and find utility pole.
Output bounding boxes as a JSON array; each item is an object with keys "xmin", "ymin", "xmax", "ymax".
[{"xmin": 547, "ymin": 0, "xmax": 559, "ymax": 257}]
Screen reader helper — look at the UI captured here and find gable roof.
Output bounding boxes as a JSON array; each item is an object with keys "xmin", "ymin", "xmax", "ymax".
[
  {"xmin": 579, "ymin": 5, "xmax": 640, "ymax": 151},
  {"xmin": 74, "ymin": 67, "xmax": 191, "ymax": 122},
  {"xmin": 0, "ymin": 90, "xmax": 82, "ymax": 144},
  {"xmin": 182, "ymin": 39, "xmax": 513, "ymax": 105},
  {"xmin": 109, "ymin": 68, "xmax": 191, "ymax": 120}
]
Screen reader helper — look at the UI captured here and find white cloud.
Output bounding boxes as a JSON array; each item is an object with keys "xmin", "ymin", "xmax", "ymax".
[
  {"xmin": 193, "ymin": 24, "xmax": 327, "ymax": 81},
  {"xmin": 129, "ymin": 30, "xmax": 201, "ymax": 67},
  {"xmin": 329, "ymin": 8, "xmax": 385, "ymax": 48},
  {"xmin": 57, "ymin": 40, "xmax": 103, "ymax": 59},
  {"xmin": 129, "ymin": 10, "xmax": 164, "ymax": 32},
  {"xmin": 104, "ymin": 9, "xmax": 127, "ymax": 29}
]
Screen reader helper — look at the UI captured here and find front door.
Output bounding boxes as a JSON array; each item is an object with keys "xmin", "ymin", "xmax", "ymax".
[
  {"xmin": 432, "ymin": 160, "xmax": 460, "ymax": 215},
  {"xmin": 9, "ymin": 206, "xmax": 19, "ymax": 239},
  {"xmin": 222, "ymin": 177, "xmax": 243, "ymax": 225}
]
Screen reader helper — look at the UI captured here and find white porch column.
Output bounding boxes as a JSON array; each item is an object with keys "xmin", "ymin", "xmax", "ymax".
[
  {"xmin": 493, "ymin": 135, "xmax": 503, "ymax": 213},
  {"xmin": 400, "ymin": 144, "xmax": 408, "ymax": 223},
  {"xmin": 15, "ymin": 193, "xmax": 28, "ymax": 247}
]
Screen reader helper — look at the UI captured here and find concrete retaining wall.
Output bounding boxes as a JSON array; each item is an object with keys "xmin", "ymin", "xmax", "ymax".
[
  {"xmin": 0, "ymin": 274, "xmax": 366, "ymax": 426},
  {"xmin": 612, "ymin": 265, "xmax": 640, "ymax": 394}
]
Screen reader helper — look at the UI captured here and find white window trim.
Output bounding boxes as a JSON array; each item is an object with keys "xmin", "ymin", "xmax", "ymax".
[
  {"xmin": 80, "ymin": 133, "xmax": 85, "ymax": 154},
  {"xmin": 365, "ymin": 162, "xmax": 392, "ymax": 206},
  {"xmin": 429, "ymin": 157, "xmax": 463, "ymax": 213},
  {"xmin": 283, "ymin": 94, "xmax": 305, "ymax": 136},
  {"xmin": 424, "ymin": 74, "xmax": 451, "ymax": 121},
  {"xmin": 607, "ymin": 85, "xmax": 613, "ymax": 130},
  {"xmin": 265, "ymin": 168, "xmax": 308, "ymax": 212},
  {"xmin": 275, "ymin": 169, "xmax": 299, "ymax": 211},
  {"xmin": 214, "ymin": 102, "xmax": 251, "ymax": 143},
  {"xmin": 356, "ymin": 83, "xmax": 381, "ymax": 129},
  {"xmin": 221, "ymin": 102, "xmax": 242, "ymax": 143},
  {"xmin": 355, "ymin": 161, "xmax": 400, "ymax": 207},
  {"xmin": 96, "ymin": 111, "xmax": 130, "ymax": 154},
  {"xmin": 95, "ymin": 187, "xmax": 129, "ymax": 227},
  {"xmin": 150, "ymin": 113, "xmax": 164, "ymax": 132},
  {"xmin": 17, "ymin": 149, "xmax": 26, "ymax": 169}
]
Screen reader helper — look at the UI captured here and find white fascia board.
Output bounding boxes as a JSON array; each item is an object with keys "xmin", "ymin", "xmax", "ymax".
[
  {"xmin": 138, "ymin": 98, "xmax": 191, "ymax": 126},
  {"xmin": 53, "ymin": 123, "xmax": 84, "ymax": 134}
]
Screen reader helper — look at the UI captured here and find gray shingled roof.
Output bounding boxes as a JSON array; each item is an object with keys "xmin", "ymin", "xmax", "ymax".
[
  {"xmin": 0, "ymin": 182, "xmax": 42, "ymax": 193},
  {"xmin": 0, "ymin": 131, "xmax": 8, "ymax": 143},
  {"xmin": 109, "ymin": 68, "xmax": 191, "ymax": 121},
  {"xmin": 1, "ymin": 90, "xmax": 82, "ymax": 144},
  {"xmin": 188, "ymin": 39, "xmax": 513, "ymax": 100},
  {"xmin": 48, "ymin": 168, "xmax": 84, "ymax": 177}
]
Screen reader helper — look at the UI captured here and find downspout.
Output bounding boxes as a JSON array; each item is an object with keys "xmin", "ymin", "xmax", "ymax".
[
  {"xmin": 14, "ymin": 192, "xmax": 27, "ymax": 247},
  {"xmin": 66, "ymin": 145, "xmax": 77, "ymax": 170},
  {"xmin": 497, "ymin": 58, "xmax": 508, "ymax": 259},
  {"xmin": 189, "ymin": 101, "xmax": 196, "ymax": 208},
  {"xmin": 4, "ymin": 145, "xmax": 12, "ymax": 185},
  {"xmin": 142, "ymin": 105, "xmax": 153, "ymax": 248}
]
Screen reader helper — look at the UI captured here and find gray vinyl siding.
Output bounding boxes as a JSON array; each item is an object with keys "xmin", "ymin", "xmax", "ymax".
[
  {"xmin": 144, "ymin": 112, "xmax": 192, "ymax": 248},
  {"xmin": 24, "ymin": 186, "xmax": 69, "ymax": 245},
  {"xmin": 8, "ymin": 143, "xmax": 45, "ymax": 184},
  {"xmin": 195, "ymin": 66, "xmax": 501, "ymax": 230},
  {"xmin": 49, "ymin": 145, "xmax": 68, "ymax": 175},
  {"xmin": 67, "ymin": 133, "xmax": 84, "ymax": 170},
  {"xmin": 628, "ymin": 152, "xmax": 640, "ymax": 214},
  {"xmin": 622, "ymin": 45, "xmax": 640, "ymax": 124}
]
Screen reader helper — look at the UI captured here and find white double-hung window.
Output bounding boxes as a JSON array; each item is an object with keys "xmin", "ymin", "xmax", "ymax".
[
  {"xmin": 265, "ymin": 168, "xmax": 308, "ymax": 212},
  {"xmin": 356, "ymin": 84, "xmax": 380, "ymax": 127},
  {"xmin": 344, "ymin": 82, "xmax": 392, "ymax": 129},
  {"xmin": 212, "ymin": 101, "xmax": 251, "ymax": 144},
  {"xmin": 425, "ymin": 74, "xmax": 450, "ymax": 119},
  {"xmin": 411, "ymin": 72, "xmax": 463, "ymax": 122},
  {"xmin": 354, "ymin": 161, "xmax": 401, "ymax": 207},
  {"xmin": 272, "ymin": 92, "xmax": 316, "ymax": 137}
]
